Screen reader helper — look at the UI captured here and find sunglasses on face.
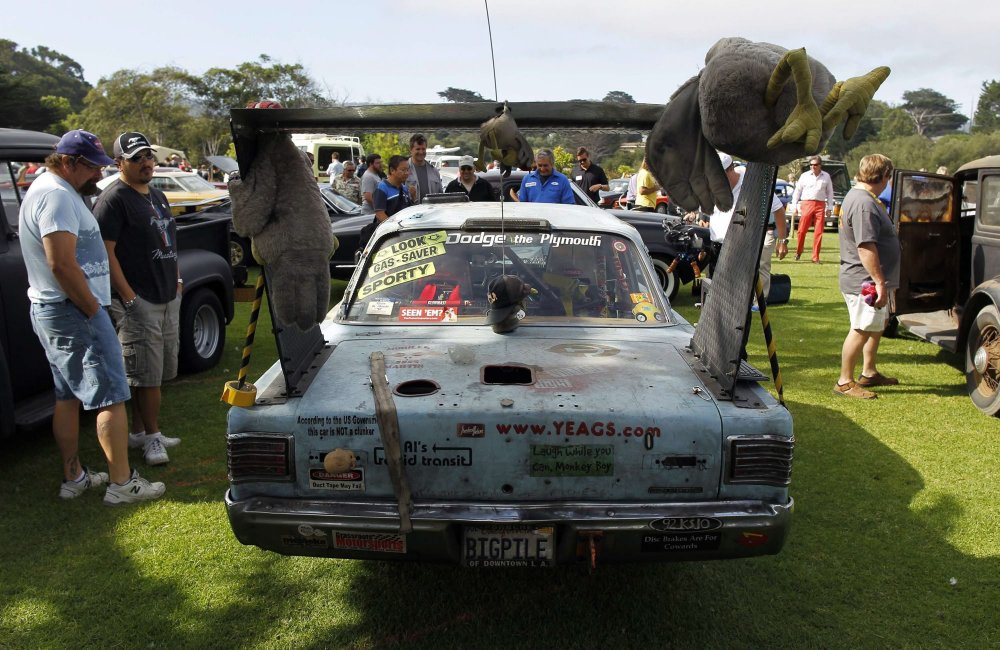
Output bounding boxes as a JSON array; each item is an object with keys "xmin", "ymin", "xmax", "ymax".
[
  {"xmin": 127, "ymin": 152, "xmax": 157, "ymax": 163},
  {"xmin": 810, "ymin": 163, "xmax": 820, "ymax": 167}
]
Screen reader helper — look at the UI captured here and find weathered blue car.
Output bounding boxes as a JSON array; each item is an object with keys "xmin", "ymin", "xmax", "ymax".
[
  {"xmin": 224, "ymin": 103, "xmax": 793, "ymax": 567},
  {"xmin": 226, "ymin": 206, "xmax": 793, "ymax": 567}
]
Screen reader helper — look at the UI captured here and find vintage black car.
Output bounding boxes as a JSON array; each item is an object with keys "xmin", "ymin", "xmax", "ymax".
[
  {"xmin": 0, "ymin": 127, "xmax": 234, "ymax": 439},
  {"xmin": 890, "ymin": 157, "xmax": 1000, "ymax": 416}
]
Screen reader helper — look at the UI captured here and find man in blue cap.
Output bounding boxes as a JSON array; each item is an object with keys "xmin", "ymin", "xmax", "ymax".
[{"xmin": 19, "ymin": 129, "xmax": 166, "ymax": 505}]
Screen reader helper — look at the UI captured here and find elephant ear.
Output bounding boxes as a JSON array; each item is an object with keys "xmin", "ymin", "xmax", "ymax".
[{"xmin": 646, "ymin": 75, "xmax": 732, "ymax": 214}]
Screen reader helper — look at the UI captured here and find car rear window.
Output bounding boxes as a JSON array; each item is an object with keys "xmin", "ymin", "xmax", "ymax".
[{"xmin": 344, "ymin": 228, "xmax": 671, "ymax": 326}]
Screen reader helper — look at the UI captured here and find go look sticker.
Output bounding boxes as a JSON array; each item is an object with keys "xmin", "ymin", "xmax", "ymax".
[
  {"xmin": 372, "ymin": 231, "xmax": 448, "ymax": 264},
  {"xmin": 359, "ymin": 262, "xmax": 436, "ymax": 299}
]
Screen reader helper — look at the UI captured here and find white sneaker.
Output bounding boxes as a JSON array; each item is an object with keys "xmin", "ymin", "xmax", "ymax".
[
  {"xmin": 129, "ymin": 432, "xmax": 181, "ymax": 449},
  {"xmin": 151, "ymin": 432, "xmax": 181, "ymax": 448},
  {"xmin": 143, "ymin": 436, "xmax": 169, "ymax": 466},
  {"xmin": 59, "ymin": 466, "xmax": 109, "ymax": 499},
  {"xmin": 103, "ymin": 469, "xmax": 166, "ymax": 505}
]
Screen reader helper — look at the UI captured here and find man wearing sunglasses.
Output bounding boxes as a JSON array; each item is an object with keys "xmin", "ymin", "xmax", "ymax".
[
  {"xmin": 19, "ymin": 129, "xmax": 166, "ymax": 505},
  {"xmin": 571, "ymin": 147, "xmax": 609, "ymax": 204},
  {"xmin": 94, "ymin": 132, "xmax": 183, "ymax": 468}
]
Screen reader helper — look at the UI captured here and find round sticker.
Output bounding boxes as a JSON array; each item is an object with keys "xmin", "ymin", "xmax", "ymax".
[{"xmin": 613, "ymin": 241, "xmax": 627, "ymax": 252}]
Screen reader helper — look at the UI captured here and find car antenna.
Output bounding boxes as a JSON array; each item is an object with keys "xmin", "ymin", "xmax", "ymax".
[{"xmin": 484, "ymin": 0, "xmax": 507, "ymax": 269}]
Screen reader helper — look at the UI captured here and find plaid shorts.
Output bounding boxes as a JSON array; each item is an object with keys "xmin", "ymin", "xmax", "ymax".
[{"xmin": 30, "ymin": 301, "xmax": 130, "ymax": 410}]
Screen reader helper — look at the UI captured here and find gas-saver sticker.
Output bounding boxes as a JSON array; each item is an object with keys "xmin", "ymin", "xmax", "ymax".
[
  {"xmin": 369, "ymin": 241, "xmax": 447, "ymax": 276},
  {"xmin": 309, "ymin": 467, "xmax": 365, "ymax": 491},
  {"xmin": 358, "ymin": 262, "xmax": 435, "ymax": 299},
  {"xmin": 372, "ymin": 230, "xmax": 448, "ymax": 263},
  {"xmin": 529, "ymin": 444, "xmax": 613, "ymax": 477}
]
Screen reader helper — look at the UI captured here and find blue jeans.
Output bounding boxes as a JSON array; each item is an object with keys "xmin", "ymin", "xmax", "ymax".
[{"xmin": 30, "ymin": 301, "xmax": 130, "ymax": 410}]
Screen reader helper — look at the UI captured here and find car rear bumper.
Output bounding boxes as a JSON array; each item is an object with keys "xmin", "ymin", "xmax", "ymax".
[{"xmin": 225, "ymin": 491, "xmax": 793, "ymax": 565}]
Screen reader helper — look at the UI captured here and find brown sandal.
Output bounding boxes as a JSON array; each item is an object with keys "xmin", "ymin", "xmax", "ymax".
[
  {"xmin": 857, "ymin": 372, "xmax": 899, "ymax": 387},
  {"xmin": 833, "ymin": 381, "xmax": 877, "ymax": 399}
]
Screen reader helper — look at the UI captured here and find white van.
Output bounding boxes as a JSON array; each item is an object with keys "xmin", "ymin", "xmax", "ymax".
[{"xmin": 291, "ymin": 134, "xmax": 366, "ymax": 181}]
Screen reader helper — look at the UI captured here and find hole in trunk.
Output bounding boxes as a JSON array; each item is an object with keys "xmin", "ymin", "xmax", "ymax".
[
  {"xmin": 481, "ymin": 365, "xmax": 534, "ymax": 385},
  {"xmin": 393, "ymin": 379, "xmax": 440, "ymax": 397}
]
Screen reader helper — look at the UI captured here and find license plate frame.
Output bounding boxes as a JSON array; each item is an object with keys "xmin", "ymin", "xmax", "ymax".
[{"xmin": 462, "ymin": 524, "xmax": 555, "ymax": 567}]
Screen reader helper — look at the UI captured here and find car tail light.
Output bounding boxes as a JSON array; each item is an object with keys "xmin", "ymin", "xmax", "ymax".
[
  {"xmin": 227, "ymin": 433, "xmax": 294, "ymax": 482},
  {"xmin": 727, "ymin": 435, "xmax": 793, "ymax": 487}
]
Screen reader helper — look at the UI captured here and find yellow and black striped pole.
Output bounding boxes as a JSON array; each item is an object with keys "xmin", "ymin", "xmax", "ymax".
[
  {"xmin": 221, "ymin": 271, "xmax": 266, "ymax": 407},
  {"xmin": 755, "ymin": 277, "xmax": 785, "ymax": 407}
]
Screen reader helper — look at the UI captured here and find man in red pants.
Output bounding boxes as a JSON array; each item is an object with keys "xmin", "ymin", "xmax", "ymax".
[{"xmin": 790, "ymin": 156, "xmax": 834, "ymax": 263}]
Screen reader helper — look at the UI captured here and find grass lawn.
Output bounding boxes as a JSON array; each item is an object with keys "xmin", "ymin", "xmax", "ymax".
[{"xmin": 1, "ymin": 232, "xmax": 997, "ymax": 649}]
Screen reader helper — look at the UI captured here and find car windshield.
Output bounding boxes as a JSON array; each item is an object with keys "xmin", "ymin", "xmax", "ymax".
[
  {"xmin": 321, "ymin": 186, "xmax": 361, "ymax": 213},
  {"xmin": 343, "ymin": 228, "xmax": 672, "ymax": 326},
  {"xmin": 173, "ymin": 174, "xmax": 219, "ymax": 192}
]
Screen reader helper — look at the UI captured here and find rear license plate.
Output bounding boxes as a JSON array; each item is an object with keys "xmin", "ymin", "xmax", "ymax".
[{"xmin": 463, "ymin": 525, "xmax": 555, "ymax": 567}]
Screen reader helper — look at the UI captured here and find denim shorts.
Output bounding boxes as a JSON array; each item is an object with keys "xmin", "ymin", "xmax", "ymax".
[
  {"xmin": 109, "ymin": 295, "xmax": 180, "ymax": 386},
  {"xmin": 30, "ymin": 301, "xmax": 130, "ymax": 410}
]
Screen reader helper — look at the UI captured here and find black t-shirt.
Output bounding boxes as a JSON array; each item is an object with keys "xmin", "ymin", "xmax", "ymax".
[
  {"xmin": 94, "ymin": 178, "xmax": 178, "ymax": 304},
  {"xmin": 571, "ymin": 162, "xmax": 609, "ymax": 203},
  {"xmin": 445, "ymin": 177, "xmax": 498, "ymax": 202}
]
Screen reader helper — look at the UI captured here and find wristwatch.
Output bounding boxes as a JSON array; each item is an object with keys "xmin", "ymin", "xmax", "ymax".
[
  {"xmin": 777, "ymin": 238, "xmax": 789, "ymax": 244},
  {"xmin": 123, "ymin": 296, "xmax": 138, "ymax": 309}
]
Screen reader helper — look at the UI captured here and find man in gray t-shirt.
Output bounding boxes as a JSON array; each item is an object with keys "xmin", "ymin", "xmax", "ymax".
[
  {"xmin": 359, "ymin": 154, "xmax": 383, "ymax": 214},
  {"xmin": 834, "ymin": 153, "xmax": 902, "ymax": 400},
  {"xmin": 405, "ymin": 134, "xmax": 442, "ymax": 203}
]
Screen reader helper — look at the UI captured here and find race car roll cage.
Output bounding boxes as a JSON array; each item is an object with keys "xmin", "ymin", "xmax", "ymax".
[{"xmin": 229, "ymin": 102, "xmax": 778, "ymax": 406}]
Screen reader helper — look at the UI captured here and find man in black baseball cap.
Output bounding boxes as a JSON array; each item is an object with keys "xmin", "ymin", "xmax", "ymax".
[
  {"xmin": 113, "ymin": 132, "xmax": 154, "ymax": 161},
  {"xmin": 486, "ymin": 275, "xmax": 532, "ymax": 333},
  {"xmin": 96, "ymin": 130, "xmax": 182, "ymax": 467}
]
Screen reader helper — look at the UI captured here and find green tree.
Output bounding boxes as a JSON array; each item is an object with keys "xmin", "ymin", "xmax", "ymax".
[
  {"xmin": 824, "ymin": 99, "xmax": 889, "ymax": 158},
  {"xmin": 0, "ymin": 39, "xmax": 90, "ymax": 132},
  {"xmin": 602, "ymin": 91, "xmax": 636, "ymax": 104},
  {"xmin": 972, "ymin": 80, "xmax": 1000, "ymax": 133},
  {"xmin": 879, "ymin": 107, "xmax": 918, "ymax": 139},
  {"xmin": 74, "ymin": 69, "xmax": 190, "ymax": 148},
  {"xmin": 551, "ymin": 145, "xmax": 573, "ymax": 174},
  {"xmin": 437, "ymin": 87, "xmax": 488, "ymax": 102},
  {"xmin": 901, "ymin": 88, "xmax": 968, "ymax": 136},
  {"xmin": 360, "ymin": 133, "xmax": 407, "ymax": 161}
]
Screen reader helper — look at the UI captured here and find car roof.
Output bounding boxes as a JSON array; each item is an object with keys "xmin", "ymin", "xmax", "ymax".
[
  {"xmin": 0, "ymin": 128, "xmax": 60, "ymax": 162},
  {"xmin": 955, "ymin": 155, "xmax": 1000, "ymax": 177},
  {"xmin": 387, "ymin": 201, "xmax": 640, "ymax": 238}
]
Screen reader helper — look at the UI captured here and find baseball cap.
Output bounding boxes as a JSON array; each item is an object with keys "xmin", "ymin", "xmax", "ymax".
[
  {"xmin": 718, "ymin": 152, "xmax": 733, "ymax": 170},
  {"xmin": 486, "ymin": 275, "xmax": 531, "ymax": 329},
  {"xmin": 459, "ymin": 156, "xmax": 475, "ymax": 169},
  {"xmin": 113, "ymin": 132, "xmax": 154, "ymax": 160},
  {"xmin": 55, "ymin": 130, "xmax": 115, "ymax": 167}
]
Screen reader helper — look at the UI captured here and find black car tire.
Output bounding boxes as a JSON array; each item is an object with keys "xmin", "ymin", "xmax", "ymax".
[
  {"xmin": 179, "ymin": 288, "xmax": 226, "ymax": 374},
  {"xmin": 965, "ymin": 304, "xmax": 1000, "ymax": 416},
  {"xmin": 650, "ymin": 255, "xmax": 679, "ymax": 301}
]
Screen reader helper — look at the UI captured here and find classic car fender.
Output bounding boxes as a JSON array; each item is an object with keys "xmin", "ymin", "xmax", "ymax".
[
  {"xmin": 958, "ymin": 279, "xmax": 1000, "ymax": 350},
  {"xmin": 177, "ymin": 248, "xmax": 235, "ymax": 325}
]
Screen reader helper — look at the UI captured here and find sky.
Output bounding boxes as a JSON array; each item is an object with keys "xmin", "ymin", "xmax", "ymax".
[{"xmin": 7, "ymin": 0, "xmax": 999, "ymax": 118}]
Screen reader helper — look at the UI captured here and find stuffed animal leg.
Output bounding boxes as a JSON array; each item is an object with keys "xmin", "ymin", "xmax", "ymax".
[
  {"xmin": 230, "ymin": 132, "xmax": 335, "ymax": 330},
  {"xmin": 477, "ymin": 101, "xmax": 534, "ymax": 177}
]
